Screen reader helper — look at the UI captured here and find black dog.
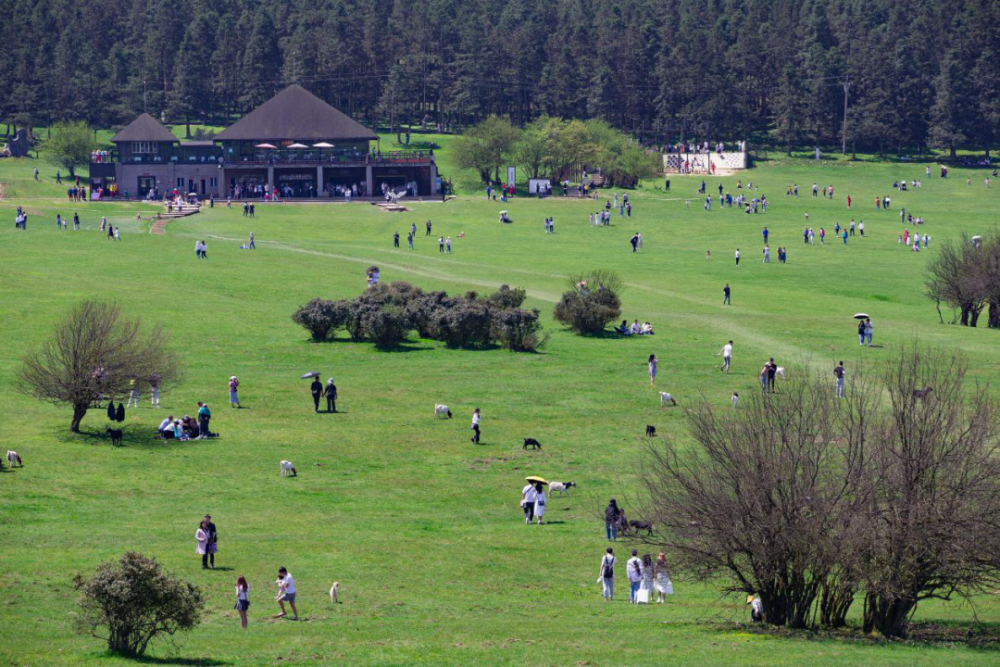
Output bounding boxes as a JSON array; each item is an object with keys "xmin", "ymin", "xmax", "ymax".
[
  {"xmin": 106, "ymin": 427, "xmax": 123, "ymax": 447},
  {"xmin": 629, "ymin": 520, "xmax": 654, "ymax": 536},
  {"xmin": 523, "ymin": 438, "xmax": 542, "ymax": 450},
  {"xmin": 645, "ymin": 425, "xmax": 656, "ymax": 437}
]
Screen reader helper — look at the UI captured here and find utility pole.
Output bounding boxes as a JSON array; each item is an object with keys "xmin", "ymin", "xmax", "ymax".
[{"xmin": 842, "ymin": 76, "xmax": 850, "ymax": 155}]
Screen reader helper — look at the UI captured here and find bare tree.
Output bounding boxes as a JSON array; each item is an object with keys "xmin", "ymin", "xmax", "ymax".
[
  {"xmin": 925, "ymin": 234, "xmax": 988, "ymax": 327},
  {"xmin": 641, "ymin": 371, "xmax": 864, "ymax": 628},
  {"xmin": 18, "ymin": 301, "xmax": 180, "ymax": 432},
  {"xmin": 858, "ymin": 348, "xmax": 1000, "ymax": 638}
]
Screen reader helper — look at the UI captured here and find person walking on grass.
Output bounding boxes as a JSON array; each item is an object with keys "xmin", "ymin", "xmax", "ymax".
[
  {"xmin": 470, "ymin": 408, "xmax": 481, "ymax": 444},
  {"xmin": 310, "ymin": 376, "xmax": 323, "ymax": 412},
  {"xmin": 235, "ymin": 576, "xmax": 250, "ymax": 630},
  {"xmin": 723, "ymin": 283, "xmax": 731, "ymax": 305},
  {"xmin": 735, "ymin": 248, "xmax": 740, "ymax": 266},
  {"xmin": 393, "ymin": 231, "xmax": 400, "ymax": 248},
  {"xmin": 521, "ymin": 480, "xmax": 537, "ymax": 524},
  {"xmin": 196, "ymin": 520, "xmax": 210, "ymax": 568},
  {"xmin": 865, "ymin": 318, "xmax": 873, "ymax": 346},
  {"xmin": 858, "ymin": 319, "xmax": 866, "ymax": 346},
  {"xmin": 834, "ymin": 361, "xmax": 846, "ymax": 398},
  {"xmin": 408, "ymin": 232, "xmax": 414, "ymax": 250},
  {"xmin": 426, "ymin": 220, "xmax": 432, "ymax": 236},
  {"xmin": 654, "ymin": 553, "xmax": 672, "ymax": 604},
  {"xmin": 719, "ymin": 340, "xmax": 733, "ymax": 373},
  {"xmin": 767, "ymin": 358, "xmax": 778, "ymax": 393},
  {"xmin": 533, "ymin": 482, "xmax": 547, "ymax": 525},
  {"xmin": 150, "ymin": 375, "xmax": 160, "ymax": 407},
  {"xmin": 127, "ymin": 378, "xmax": 139, "ymax": 408},
  {"xmin": 198, "ymin": 402, "xmax": 211, "ymax": 438},
  {"xmin": 229, "ymin": 376, "xmax": 240, "ymax": 408},
  {"xmin": 599, "ymin": 548, "xmax": 616, "ymax": 600},
  {"xmin": 324, "ymin": 378, "xmax": 338, "ymax": 413},
  {"xmin": 648, "ymin": 354, "xmax": 658, "ymax": 386},
  {"xmin": 605, "ymin": 499, "xmax": 621, "ymax": 541},
  {"xmin": 438, "ymin": 236, "xmax": 444, "ymax": 253},
  {"xmin": 627, "ymin": 550, "xmax": 643, "ymax": 604},
  {"xmin": 641, "ymin": 554, "xmax": 655, "ymax": 599},
  {"xmin": 204, "ymin": 514, "xmax": 218, "ymax": 569},
  {"xmin": 274, "ymin": 567, "xmax": 298, "ymax": 620},
  {"xmin": 249, "ymin": 232, "xmax": 255, "ymax": 249}
]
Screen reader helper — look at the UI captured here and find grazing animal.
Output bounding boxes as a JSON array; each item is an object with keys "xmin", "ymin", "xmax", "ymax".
[
  {"xmin": 280, "ymin": 460, "xmax": 298, "ymax": 477},
  {"xmin": 329, "ymin": 581, "xmax": 340, "ymax": 603},
  {"xmin": 434, "ymin": 404, "xmax": 453, "ymax": 418},
  {"xmin": 775, "ymin": 366, "xmax": 787, "ymax": 379},
  {"xmin": 549, "ymin": 481, "xmax": 577, "ymax": 496},
  {"xmin": 105, "ymin": 428, "xmax": 123, "ymax": 447},
  {"xmin": 645, "ymin": 424, "xmax": 656, "ymax": 437},
  {"xmin": 732, "ymin": 392, "xmax": 740, "ymax": 408},
  {"xmin": 523, "ymin": 437, "xmax": 542, "ymax": 450},
  {"xmin": 6, "ymin": 451, "xmax": 23, "ymax": 468},
  {"xmin": 913, "ymin": 386, "xmax": 934, "ymax": 400},
  {"xmin": 659, "ymin": 392, "xmax": 678, "ymax": 406},
  {"xmin": 628, "ymin": 520, "xmax": 654, "ymax": 536}
]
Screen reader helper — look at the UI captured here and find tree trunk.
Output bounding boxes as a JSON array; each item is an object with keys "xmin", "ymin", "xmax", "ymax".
[
  {"xmin": 989, "ymin": 300, "xmax": 1000, "ymax": 329},
  {"xmin": 70, "ymin": 403, "xmax": 88, "ymax": 433},
  {"xmin": 863, "ymin": 592, "xmax": 916, "ymax": 638},
  {"xmin": 961, "ymin": 305, "xmax": 970, "ymax": 326},
  {"xmin": 820, "ymin": 580, "xmax": 855, "ymax": 628},
  {"xmin": 970, "ymin": 307, "xmax": 982, "ymax": 327}
]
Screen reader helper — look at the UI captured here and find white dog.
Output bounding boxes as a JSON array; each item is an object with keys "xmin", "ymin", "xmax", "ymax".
[
  {"xmin": 329, "ymin": 581, "xmax": 340, "ymax": 603},
  {"xmin": 775, "ymin": 367, "xmax": 787, "ymax": 379},
  {"xmin": 6, "ymin": 451, "xmax": 23, "ymax": 468},
  {"xmin": 280, "ymin": 460, "xmax": 297, "ymax": 477},
  {"xmin": 549, "ymin": 481, "xmax": 576, "ymax": 496},
  {"xmin": 659, "ymin": 392, "xmax": 678, "ymax": 406},
  {"xmin": 434, "ymin": 404, "xmax": 453, "ymax": 418}
]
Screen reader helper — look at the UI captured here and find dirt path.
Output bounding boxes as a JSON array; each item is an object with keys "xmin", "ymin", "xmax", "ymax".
[{"xmin": 150, "ymin": 216, "xmax": 167, "ymax": 235}]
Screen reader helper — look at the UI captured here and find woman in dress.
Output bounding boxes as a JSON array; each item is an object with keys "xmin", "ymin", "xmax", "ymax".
[
  {"xmin": 229, "ymin": 376, "xmax": 240, "ymax": 408},
  {"xmin": 641, "ymin": 554, "xmax": 655, "ymax": 599},
  {"xmin": 653, "ymin": 552, "xmax": 672, "ymax": 604},
  {"xmin": 235, "ymin": 576, "xmax": 250, "ymax": 629},
  {"xmin": 599, "ymin": 547, "xmax": 615, "ymax": 601},
  {"xmin": 533, "ymin": 482, "xmax": 546, "ymax": 525},
  {"xmin": 648, "ymin": 354, "xmax": 658, "ymax": 386},
  {"xmin": 196, "ymin": 520, "xmax": 209, "ymax": 569}
]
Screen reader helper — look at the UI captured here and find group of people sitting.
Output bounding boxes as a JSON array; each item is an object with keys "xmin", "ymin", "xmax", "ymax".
[
  {"xmin": 157, "ymin": 414, "xmax": 201, "ymax": 440},
  {"xmin": 619, "ymin": 319, "xmax": 654, "ymax": 336}
]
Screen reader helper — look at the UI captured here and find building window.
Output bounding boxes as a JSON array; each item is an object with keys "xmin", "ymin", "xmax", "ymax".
[
  {"xmin": 132, "ymin": 142, "xmax": 159, "ymax": 154},
  {"xmin": 209, "ymin": 177, "xmax": 217, "ymax": 187},
  {"xmin": 177, "ymin": 178, "xmax": 185, "ymax": 188}
]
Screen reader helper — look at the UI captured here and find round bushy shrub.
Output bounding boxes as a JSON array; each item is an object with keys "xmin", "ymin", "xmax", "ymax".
[
  {"xmin": 358, "ymin": 303, "xmax": 411, "ymax": 348},
  {"xmin": 292, "ymin": 298, "xmax": 350, "ymax": 341},
  {"xmin": 492, "ymin": 307, "xmax": 543, "ymax": 351},
  {"xmin": 487, "ymin": 284, "xmax": 527, "ymax": 310},
  {"xmin": 435, "ymin": 299, "xmax": 495, "ymax": 348},
  {"xmin": 553, "ymin": 270, "xmax": 623, "ymax": 335}
]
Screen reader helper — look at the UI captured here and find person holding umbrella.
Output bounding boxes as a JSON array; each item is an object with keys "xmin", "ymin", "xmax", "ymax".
[
  {"xmin": 521, "ymin": 478, "xmax": 541, "ymax": 524},
  {"xmin": 309, "ymin": 375, "xmax": 323, "ymax": 412}
]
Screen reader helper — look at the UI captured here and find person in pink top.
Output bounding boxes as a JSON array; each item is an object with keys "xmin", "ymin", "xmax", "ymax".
[{"xmin": 229, "ymin": 376, "xmax": 241, "ymax": 408}]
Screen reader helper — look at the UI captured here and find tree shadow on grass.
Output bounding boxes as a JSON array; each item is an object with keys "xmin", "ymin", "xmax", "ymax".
[
  {"xmin": 61, "ymin": 425, "xmax": 210, "ymax": 451},
  {"xmin": 97, "ymin": 653, "xmax": 230, "ymax": 666}
]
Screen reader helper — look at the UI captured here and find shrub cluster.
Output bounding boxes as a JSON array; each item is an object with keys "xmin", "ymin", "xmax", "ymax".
[
  {"xmin": 292, "ymin": 282, "xmax": 542, "ymax": 351},
  {"xmin": 553, "ymin": 269, "xmax": 624, "ymax": 335}
]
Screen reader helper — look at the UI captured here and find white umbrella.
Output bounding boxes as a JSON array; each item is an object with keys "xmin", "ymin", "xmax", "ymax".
[
  {"xmin": 255, "ymin": 143, "xmax": 278, "ymax": 149},
  {"xmin": 853, "ymin": 313, "xmax": 869, "ymax": 320},
  {"xmin": 313, "ymin": 142, "xmax": 335, "ymax": 148},
  {"xmin": 287, "ymin": 143, "xmax": 308, "ymax": 149}
]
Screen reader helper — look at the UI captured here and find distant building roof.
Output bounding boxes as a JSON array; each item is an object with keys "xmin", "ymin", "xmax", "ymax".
[
  {"xmin": 215, "ymin": 85, "xmax": 377, "ymax": 142},
  {"xmin": 111, "ymin": 114, "xmax": 177, "ymax": 143}
]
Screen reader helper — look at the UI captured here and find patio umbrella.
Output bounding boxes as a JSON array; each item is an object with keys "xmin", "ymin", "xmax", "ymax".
[
  {"xmin": 255, "ymin": 143, "xmax": 278, "ymax": 149},
  {"xmin": 853, "ymin": 313, "xmax": 869, "ymax": 320},
  {"xmin": 301, "ymin": 371, "xmax": 321, "ymax": 379},
  {"xmin": 313, "ymin": 142, "xmax": 335, "ymax": 148},
  {"xmin": 287, "ymin": 143, "xmax": 308, "ymax": 149},
  {"xmin": 524, "ymin": 476, "xmax": 548, "ymax": 485}
]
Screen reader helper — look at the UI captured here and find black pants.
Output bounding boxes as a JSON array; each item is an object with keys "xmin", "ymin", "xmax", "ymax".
[
  {"xmin": 768, "ymin": 375, "xmax": 776, "ymax": 391},
  {"xmin": 523, "ymin": 503, "xmax": 534, "ymax": 521},
  {"xmin": 202, "ymin": 551, "xmax": 214, "ymax": 568},
  {"xmin": 312, "ymin": 393, "xmax": 321, "ymax": 411},
  {"xmin": 199, "ymin": 417, "xmax": 209, "ymax": 437},
  {"xmin": 327, "ymin": 396, "xmax": 336, "ymax": 412},
  {"xmin": 472, "ymin": 424, "xmax": 480, "ymax": 443}
]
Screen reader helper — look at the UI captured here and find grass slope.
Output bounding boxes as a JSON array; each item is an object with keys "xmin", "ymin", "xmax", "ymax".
[{"xmin": 1, "ymin": 148, "xmax": 1000, "ymax": 666}]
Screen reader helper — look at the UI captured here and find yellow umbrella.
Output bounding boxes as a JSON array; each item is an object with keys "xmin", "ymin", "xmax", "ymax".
[{"xmin": 525, "ymin": 476, "xmax": 548, "ymax": 485}]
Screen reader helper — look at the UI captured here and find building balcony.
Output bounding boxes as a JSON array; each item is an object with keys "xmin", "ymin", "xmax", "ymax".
[{"xmin": 223, "ymin": 150, "xmax": 434, "ymax": 168}]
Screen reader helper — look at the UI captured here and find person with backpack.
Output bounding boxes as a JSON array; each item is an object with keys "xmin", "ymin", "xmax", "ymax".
[
  {"xmin": 605, "ymin": 499, "xmax": 621, "ymax": 541},
  {"xmin": 598, "ymin": 547, "xmax": 616, "ymax": 600}
]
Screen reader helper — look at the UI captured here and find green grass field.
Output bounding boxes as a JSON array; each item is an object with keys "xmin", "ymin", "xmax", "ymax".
[{"xmin": 2, "ymin": 143, "xmax": 1000, "ymax": 666}]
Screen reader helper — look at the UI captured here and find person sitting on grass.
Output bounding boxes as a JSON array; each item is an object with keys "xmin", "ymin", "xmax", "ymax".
[
  {"xmin": 158, "ymin": 415, "xmax": 175, "ymax": 438},
  {"xmin": 640, "ymin": 321, "xmax": 654, "ymax": 335},
  {"xmin": 619, "ymin": 320, "xmax": 632, "ymax": 335}
]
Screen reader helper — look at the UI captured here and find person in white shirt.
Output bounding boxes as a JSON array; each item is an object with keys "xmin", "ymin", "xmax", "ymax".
[
  {"xmin": 470, "ymin": 408, "xmax": 481, "ymax": 444},
  {"xmin": 158, "ymin": 415, "xmax": 174, "ymax": 437},
  {"xmin": 521, "ymin": 482, "xmax": 537, "ymax": 523},
  {"xmin": 275, "ymin": 567, "xmax": 298, "ymax": 620},
  {"xmin": 533, "ymin": 483, "xmax": 546, "ymax": 525},
  {"xmin": 735, "ymin": 248, "xmax": 741, "ymax": 266},
  {"xmin": 749, "ymin": 594, "xmax": 765, "ymax": 623},
  {"xmin": 627, "ymin": 550, "xmax": 643, "ymax": 603},
  {"xmin": 598, "ymin": 547, "xmax": 616, "ymax": 600},
  {"xmin": 719, "ymin": 340, "xmax": 733, "ymax": 373}
]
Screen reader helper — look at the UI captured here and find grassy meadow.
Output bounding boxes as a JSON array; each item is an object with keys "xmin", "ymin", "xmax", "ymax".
[{"xmin": 2, "ymin": 140, "xmax": 1000, "ymax": 666}]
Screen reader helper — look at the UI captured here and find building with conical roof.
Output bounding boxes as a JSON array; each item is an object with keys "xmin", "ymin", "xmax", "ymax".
[{"xmin": 94, "ymin": 86, "xmax": 437, "ymax": 200}]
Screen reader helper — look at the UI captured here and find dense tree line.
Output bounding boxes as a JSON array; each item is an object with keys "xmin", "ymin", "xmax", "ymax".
[{"xmin": 3, "ymin": 0, "xmax": 1000, "ymax": 155}]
